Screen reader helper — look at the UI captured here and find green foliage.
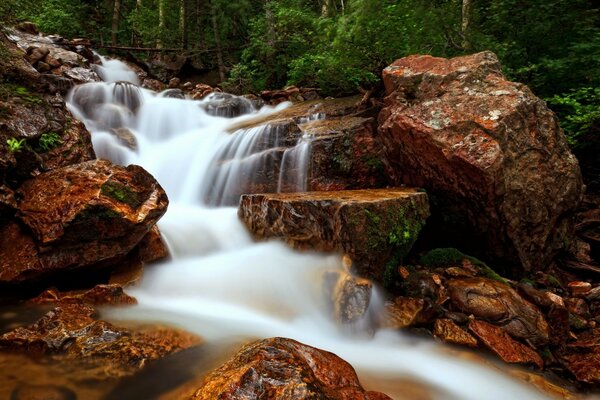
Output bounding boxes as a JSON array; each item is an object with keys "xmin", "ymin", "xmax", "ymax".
[
  {"xmin": 547, "ymin": 87, "xmax": 600, "ymax": 151},
  {"xmin": 6, "ymin": 137, "xmax": 25, "ymax": 152},
  {"xmin": 37, "ymin": 131, "xmax": 62, "ymax": 152},
  {"xmin": 100, "ymin": 181, "xmax": 141, "ymax": 208},
  {"xmin": 12, "ymin": 86, "xmax": 42, "ymax": 104}
]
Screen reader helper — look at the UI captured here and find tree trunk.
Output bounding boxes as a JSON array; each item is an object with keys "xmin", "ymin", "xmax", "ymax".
[
  {"xmin": 461, "ymin": 0, "xmax": 471, "ymax": 50},
  {"xmin": 210, "ymin": 2, "xmax": 226, "ymax": 82},
  {"xmin": 111, "ymin": 0, "xmax": 121, "ymax": 46},
  {"xmin": 180, "ymin": 0, "xmax": 188, "ymax": 49},
  {"xmin": 157, "ymin": 0, "xmax": 165, "ymax": 49}
]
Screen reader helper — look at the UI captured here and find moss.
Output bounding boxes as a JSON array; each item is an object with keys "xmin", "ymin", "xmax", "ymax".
[
  {"xmin": 546, "ymin": 274, "xmax": 563, "ymax": 288},
  {"xmin": 569, "ymin": 313, "xmax": 588, "ymax": 330},
  {"xmin": 100, "ymin": 181, "xmax": 142, "ymax": 208},
  {"xmin": 420, "ymin": 247, "xmax": 508, "ymax": 284},
  {"xmin": 0, "ymin": 83, "xmax": 42, "ymax": 105},
  {"xmin": 362, "ymin": 199, "xmax": 425, "ymax": 288}
]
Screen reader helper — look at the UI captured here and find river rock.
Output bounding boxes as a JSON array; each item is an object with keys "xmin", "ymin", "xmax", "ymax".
[
  {"xmin": 0, "ymin": 160, "xmax": 168, "ymax": 284},
  {"xmin": 0, "ymin": 302, "xmax": 201, "ymax": 379},
  {"xmin": 447, "ymin": 277, "xmax": 549, "ymax": 346},
  {"xmin": 433, "ymin": 318, "xmax": 478, "ymax": 347},
  {"xmin": 379, "ymin": 51, "xmax": 583, "ymax": 273},
  {"xmin": 191, "ymin": 337, "xmax": 391, "ymax": 400},
  {"xmin": 323, "ymin": 270, "xmax": 373, "ymax": 324},
  {"xmin": 239, "ymin": 188, "xmax": 429, "ymax": 281},
  {"xmin": 469, "ymin": 320, "xmax": 543, "ymax": 369},
  {"xmin": 381, "ymin": 297, "xmax": 428, "ymax": 329},
  {"xmin": 30, "ymin": 284, "xmax": 137, "ymax": 306},
  {"xmin": 559, "ymin": 330, "xmax": 600, "ymax": 384}
]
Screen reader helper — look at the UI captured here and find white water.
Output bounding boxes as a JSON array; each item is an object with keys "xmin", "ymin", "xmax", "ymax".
[{"xmin": 67, "ymin": 57, "xmax": 550, "ymax": 400}]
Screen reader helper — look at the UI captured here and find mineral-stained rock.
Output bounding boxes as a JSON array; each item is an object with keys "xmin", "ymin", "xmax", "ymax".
[
  {"xmin": 0, "ymin": 303, "xmax": 201, "ymax": 380},
  {"xmin": 191, "ymin": 337, "xmax": 391, "ymax": 400},
  {"xmin": 381, "ymin": 297, "xmax": 427, "ymax": 329},
  {"xmin": 239, "ymin": 188, "xmax": 429, "ymax": 280},
  {"xmin": 135, "ymin": 225, "xmax": 169, "ymax": 263},
  {"xmin": 468, "ymin": 320, "xmax": 544, "ymax": 369},
  {"xmin": 448, "ymin": 277, "xmax": 549, "ymax": 346},
  {"xmin": 433, "ymin": 318, "xmax": 478, "ymax": 347},
  {"xmin": 0, "ymin": 160, "xmax": 168, "ymax": 284},
  {"xmin": 30, "ymin": 284, "xmax": 137, "ymax": 306},
  {"xmin": 559, "ymin": 330, "xmax": 600, "ymax": 384},
  {"xmin": 379, "ymin": 51, "xmax": 583, "ymax": 272}
]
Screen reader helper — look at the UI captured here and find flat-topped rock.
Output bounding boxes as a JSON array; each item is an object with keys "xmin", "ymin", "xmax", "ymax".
[{"xmin": 238, "ymin": 188, "xmax": 429, "ymax": 282}]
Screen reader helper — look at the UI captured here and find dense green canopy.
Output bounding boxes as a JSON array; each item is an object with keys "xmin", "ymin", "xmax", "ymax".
[{"xmin": 1, "ymin": 0, "xmax": 599, "ymax": 186}]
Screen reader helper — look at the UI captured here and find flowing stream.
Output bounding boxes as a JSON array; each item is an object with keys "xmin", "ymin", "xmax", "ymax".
[{"xmin": 66, "ymin": 57, "xmax": 550, "ymax": 400}]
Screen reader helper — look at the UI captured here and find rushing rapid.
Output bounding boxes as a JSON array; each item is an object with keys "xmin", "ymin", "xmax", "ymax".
[{"xmin": 66, "ymin": 56, "xmax": 550, "ymax": 400}]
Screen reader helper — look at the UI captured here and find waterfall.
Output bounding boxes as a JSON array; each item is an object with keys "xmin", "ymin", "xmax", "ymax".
[{"xmin": 66, "ymin": 58, "xmax": 550, "ymax": 400}]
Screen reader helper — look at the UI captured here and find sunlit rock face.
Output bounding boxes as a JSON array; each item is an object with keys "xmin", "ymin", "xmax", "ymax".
[
  {"xmin": 238, "ymin": 188, "xmax": 429, "ymax": 282},
  {"xmin": 0, "ymin": 159, "xmax": 167, "ymax": 284},
  {"xmin": 379, "ymin": 51, "xmax": 584, "ymax": 273},
  {"xmin": 192, "ymin": 337, "xmax": 392, "ymax": 400}
]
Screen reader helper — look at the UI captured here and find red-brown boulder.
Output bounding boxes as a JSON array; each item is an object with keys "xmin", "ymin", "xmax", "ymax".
[
  {"xmin": 379, "ymin": 51, "xmax": 583, "ymax": 272},
  {"xmin": 0, "ymin": 159, "xmax": 168, "ymax": 283},
  {"xmin": 192, "ymin": 337, "xmax": 391, "ymax": 400}
]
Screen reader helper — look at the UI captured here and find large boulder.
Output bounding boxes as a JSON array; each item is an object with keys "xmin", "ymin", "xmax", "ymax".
[
  {"xmin": 192, "ymin": 337, "xmax": 391, "ymax": 400},
  {"xmin": 239, "ymin": 188, "xmax": 429, "ymax": 282},
  {"xmin": 0, "ymin": 159, "xmax": 168, "ymax": 283},
  {"xmin": 379, "ymin": 51, "xmax": 583, "ymax": 273}
]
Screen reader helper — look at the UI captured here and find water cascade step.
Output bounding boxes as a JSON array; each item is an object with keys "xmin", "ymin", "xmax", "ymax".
[{"xmin": 238, "ymin": 188, "xmax": 430, "ymax": 282}]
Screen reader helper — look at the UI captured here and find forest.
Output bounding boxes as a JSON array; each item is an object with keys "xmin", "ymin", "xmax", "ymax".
[{"xmin": 1, "ymin": 1, "xmax": 599, "ymax": 186}]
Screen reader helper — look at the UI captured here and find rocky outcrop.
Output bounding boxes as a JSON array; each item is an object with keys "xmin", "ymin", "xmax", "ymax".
[
  {"xmin": 0, "ymin": 159, "xmax": 168, "ymax": 284},
  {"xmin": 448, "ymin": 277, "xmax": 549, "ymax": 346},
  {"xmin": 0, "ymin": 302, "xmax": 201, "ymax": 379},
  {"xmin": 239, "ymin": 188, "xmax": 429, "ymax": 281},
  {"xmin": 213, "ymin": 96, "xmax": 387, "ymax": 205},
  {"xmin": 192, "ymin": 337, "xmax": 391, "ymax": 400},
  {"xmin": 379, "ymin": 51, "xmax": 583, "ymax": 273}
]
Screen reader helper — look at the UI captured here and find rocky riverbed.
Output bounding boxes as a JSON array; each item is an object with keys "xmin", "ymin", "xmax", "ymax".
[{"xmin": 0, "ymin": 22, "xmax": 599, "ymax": 400}]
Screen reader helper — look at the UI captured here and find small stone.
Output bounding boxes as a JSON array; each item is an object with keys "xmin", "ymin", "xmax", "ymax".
[
  {"xmin": 565, "ymin": 298, "xmax": 589, "ymax": 316},
  {"xmin": 398, "ymin": 266, "xmax": 410, "ymax": 279},
  {"xmin": 433, "ymin": 319, "xmax": 478, "ymax": 347},
  {"xmin": 469, "ymin": 320, "xmax": 544, "ymax": 369},
  {"xmin": 569, "ymin": 281, "xmax": 592, "ymax": 296},
  {"xmin": 381, "ymin": 297, "xmax": 426, "ymax": 329}
]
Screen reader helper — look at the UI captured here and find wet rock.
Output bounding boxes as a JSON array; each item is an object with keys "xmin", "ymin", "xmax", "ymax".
[
  {"xmin": 379, "ymin": 51, "xmax": 583, "ymax": 272},
  {"xmin": 0, "ymin": 160, "xmax": 168, "ymax": 284},
  {"xmin": 239, "ymin": 188, "xmax": 429, "ymax": 281},
  {"xmin": 110, "ymin": 127, "xmax": 138, "ymax": 150},
  {"xmin": 11, "ymin": 384, "xmax": 76, "ymax": 400},
  {"xmin": 135, "ymin": 225, "xmax": 169, "ymax": 263},
  {"xmin": 381, "ymin": 297, "xmax": 427, "ymax": 329},
  {"xmin": 559, "ymin": 331, "xmax": 600, "ymax": 384},
  {"xmin": 448, "ymin": 277, "xmax": 549, "ymax": 346},
  {"xmin": 201, "ymin": 92, "xmax": 256, "ymax": 118},
  {"xmin": 468, "ymin": 320, "xmax": 544, "ymax": 369},
  {"xmin": 192, "ymin": 337, "xmax": 391, "ymax": 400},
  {"xmin": 0, "ymin": 303, "xmax": 201, "ymax": 380},
  {"xmin": 16, "ymin": 22, "xmax": 40, "ymax": 35},
  {"xmin": 433, "ymin": 318, "xmax": 478, "ymax": 347},
  {"xmin": 568, "ymin": 281, "xmax": 591, "ymax": 297},
  {"xmin": 62, "ymin": 67, "xmax": 100, "ymax": 84},
  {"xmin": 30, "ymin": 284, "xmax": 137, "ymax": 306},
  {"xmin": 159, "ymin": 88, "xmax": 185, "ymax": 99},
  {"xmin": 324, "ymin": 270, "xmax": 373, "ymax": 324},
  {"xmin": 38, "ymin": 117, "xmax": 96, "ymax": 171}
]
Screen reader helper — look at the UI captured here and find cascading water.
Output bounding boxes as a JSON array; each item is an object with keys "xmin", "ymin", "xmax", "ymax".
[{"xmin": 66, "ymin": 56, "xmax": 550, "ymax": 400}]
